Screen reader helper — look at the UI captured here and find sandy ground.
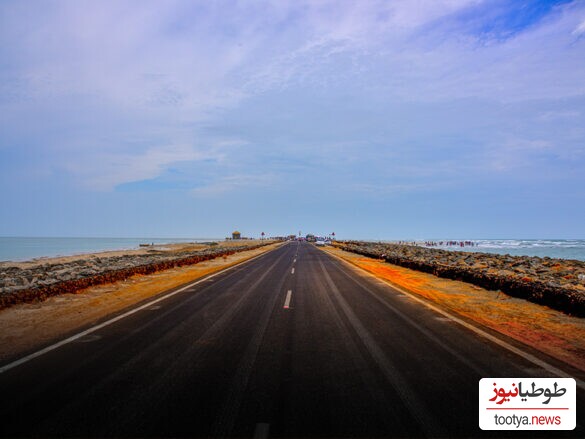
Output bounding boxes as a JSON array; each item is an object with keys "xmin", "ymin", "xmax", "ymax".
[
  {"xmin": 322, "ymin": 246, "xmax": 585, "ymax": 373},
  {"xmin": 0, "ymin": 241, "xmax": 281, "ymax": 363}
]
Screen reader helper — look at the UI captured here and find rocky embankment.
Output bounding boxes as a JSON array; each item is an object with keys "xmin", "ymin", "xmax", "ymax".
[
  {"xmin": 336, "ymin": 241, "xmax": 585, "ymax": 317},
  {"xmin": 0, "ymin": 242, "xmax": 272, "ymax": 310}
]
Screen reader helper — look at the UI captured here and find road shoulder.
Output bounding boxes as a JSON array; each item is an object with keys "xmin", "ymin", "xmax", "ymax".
[
  {"xmin": 320, "ymin": 245, "xmax": 585, "ymax": 375},
  {"xmin": 0, "ymin": 242, "xmax": 283, "ymax": 363}
]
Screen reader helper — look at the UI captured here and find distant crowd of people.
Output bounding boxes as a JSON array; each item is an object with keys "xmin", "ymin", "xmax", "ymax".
[
  {"xmin": 423, "ymin": 240, "xmax": 476, "ymax": 247},
  {"xmin": 395, "ymin": 240, "xmax": 477, "ymax": 248}
]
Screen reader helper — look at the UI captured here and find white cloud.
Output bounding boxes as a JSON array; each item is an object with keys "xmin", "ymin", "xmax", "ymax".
[
  {"xmin": 191, "ymin": 173, "xmax": 276, "ymax": 197},
  {"xmin": 1, "ymin": 0, "xmax": 584, "ymax": 191},
  {"xmin": 484, "ymin": 138, "xmax": 555, "ymax": 172},
  {"xmin": 65, "ymin": 143, "xmax": 217, "ymax": 191},
  {"xmin": 239, "ymin": 0, "xmax": 585, "ymax": 103},
  {"xmin": 346, "ymin": 182, "xmax": 441, "ymax": 195},
  {"xmin": 538, "ymin": 110, "xmax": 581, "ymax": 121},
  {"xmin": 573, "ymin": 18, "xmax": 585, "ymax": 35},
  {"xmin": 241, "ymin": 0, "xmax": 487, "ymax": 93}
]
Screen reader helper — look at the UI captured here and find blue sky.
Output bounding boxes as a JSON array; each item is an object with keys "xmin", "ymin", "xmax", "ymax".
[{"xmin": 1, "ymin": 0, "xmax": 584, "ymax": 240}]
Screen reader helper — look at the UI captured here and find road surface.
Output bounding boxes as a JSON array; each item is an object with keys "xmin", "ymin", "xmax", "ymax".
[{"xmin": 0, "ymin": 241, "xmax": 583, "ymax": 437}]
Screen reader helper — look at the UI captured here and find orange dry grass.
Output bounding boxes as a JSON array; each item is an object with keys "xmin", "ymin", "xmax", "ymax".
[{"xmin": 324, "ymin": 248, "xmax": 585, "ymax": 373}]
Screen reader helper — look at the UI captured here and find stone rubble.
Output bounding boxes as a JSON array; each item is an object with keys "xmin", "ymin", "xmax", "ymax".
[
  {"xmin": 0, "ymin": 243, "xmax": 271, "ymax": 309},
  {"xmin": 336, "ymin": 241, "xmax": 585, "ymax": 317}
]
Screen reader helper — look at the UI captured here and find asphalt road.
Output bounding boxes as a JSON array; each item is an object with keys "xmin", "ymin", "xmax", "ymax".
[{"xmin": 0, "ymin": 241, "xmax": 583, "ymax": 438}]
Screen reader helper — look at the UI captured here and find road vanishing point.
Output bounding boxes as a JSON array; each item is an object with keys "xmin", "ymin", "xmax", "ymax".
[{"xmin": 1, "ymin": 241, "xmax": 583, "ymax": 438}]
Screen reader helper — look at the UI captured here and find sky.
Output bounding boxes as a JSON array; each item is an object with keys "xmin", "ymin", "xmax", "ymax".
[{"xmin": 1, "ymin": 0, "xmax": 584, "ymax": 240}]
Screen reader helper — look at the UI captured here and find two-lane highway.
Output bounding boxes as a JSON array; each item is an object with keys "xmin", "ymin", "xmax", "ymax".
[{"xmin": 0, "ymin": 241, "xmax": 583, "ymax": 438}]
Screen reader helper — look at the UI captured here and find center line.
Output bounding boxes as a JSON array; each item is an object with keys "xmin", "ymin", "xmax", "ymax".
[
  {"xmin": 284, "ymin": 290, "xmax": 292, "ymax": 309},
  {"xmin": 291, "ymin": 267, "xmax": 295, "ymax": 274}
]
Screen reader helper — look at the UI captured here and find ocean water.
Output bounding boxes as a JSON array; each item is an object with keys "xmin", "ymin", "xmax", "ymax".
[
  {"xmin": 420, "ymin": 239, "xmax": 585, "ymax": 261},
  {"xmin": 0, "ymin": 237, "xmax": 221, "ymax": 262}
]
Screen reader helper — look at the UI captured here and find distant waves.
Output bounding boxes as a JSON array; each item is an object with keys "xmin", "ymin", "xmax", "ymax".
[{"xmin": 414, "ymin": 239, "xmax": 585, "ymax": 261}]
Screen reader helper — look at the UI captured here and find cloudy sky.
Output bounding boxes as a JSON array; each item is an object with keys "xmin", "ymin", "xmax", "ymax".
[{"xmin": 1, "ymin": 0, "xmax": 584, "ymax": 240}]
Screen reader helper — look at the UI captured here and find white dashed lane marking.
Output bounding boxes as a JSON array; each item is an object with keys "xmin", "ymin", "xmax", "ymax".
[{"xmin": 284, "ymin": 290, "xmax": 292, "ymax": 309}]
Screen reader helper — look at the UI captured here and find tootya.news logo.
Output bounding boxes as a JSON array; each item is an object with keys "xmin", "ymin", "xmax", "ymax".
[{"xmin": 478, "ymin": 378, "xmax": 576, "ymax": 430}]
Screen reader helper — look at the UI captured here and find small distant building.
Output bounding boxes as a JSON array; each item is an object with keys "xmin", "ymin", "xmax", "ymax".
[{"xmin": 232, "ymin": 230, "xmax": 241, "ymax": 240}]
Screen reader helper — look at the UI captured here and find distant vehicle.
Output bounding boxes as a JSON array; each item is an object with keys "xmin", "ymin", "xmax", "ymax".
[{"xmin": 315, "ymin": 240, "xmax": 326, "ymax": 246}]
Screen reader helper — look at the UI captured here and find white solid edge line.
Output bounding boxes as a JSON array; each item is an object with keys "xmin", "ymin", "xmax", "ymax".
[
  {"xmin": 0, "ymin": 246, "xmax": 277, "ymax": 374},
  {"xmin": 325, "ymin": 250, "xmax": 585, "ymax": 392},
  {"xmin": 284, "ymin": 290, "xmax": 292, "ymax": 309}
]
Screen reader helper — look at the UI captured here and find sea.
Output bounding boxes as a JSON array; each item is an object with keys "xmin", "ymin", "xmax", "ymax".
[
  {"xmin": 0, "ymin": 237, "xmax": 222, "ymax": 262},
  {"xmin": 409, "ymin": 239, "xmax": 585, "ymax": 261}
]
